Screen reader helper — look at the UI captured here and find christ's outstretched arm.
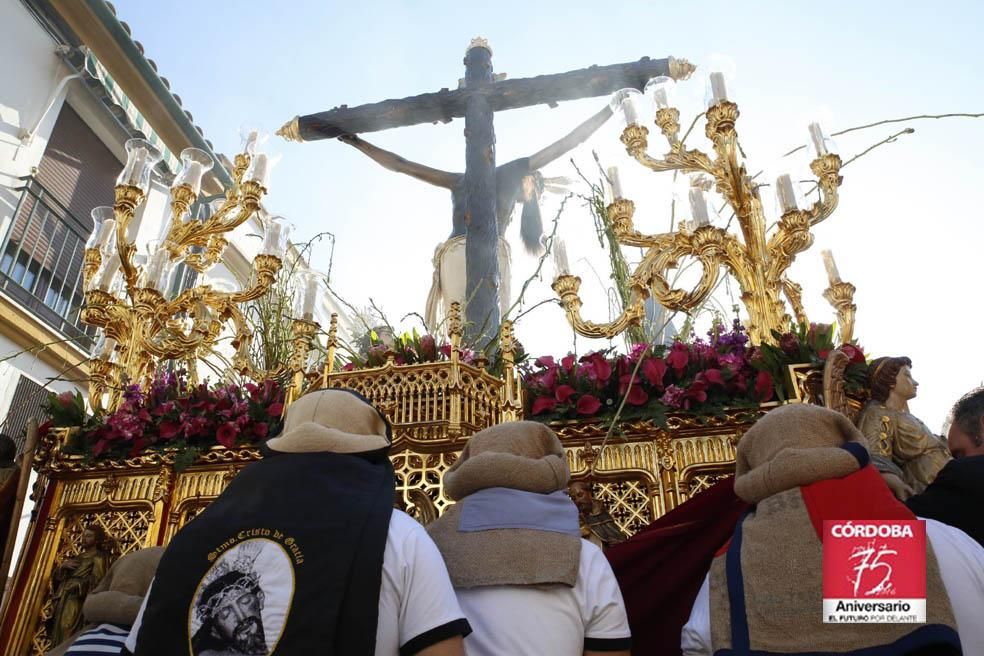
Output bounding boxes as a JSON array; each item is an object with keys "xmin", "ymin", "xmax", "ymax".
[
  {"xmin": 527, "ymin": 105, "xmax": 613, "ymax": 170},
  {"xmin": 337, "ymin": 133, "xmax": 460, "ymax": 189}
]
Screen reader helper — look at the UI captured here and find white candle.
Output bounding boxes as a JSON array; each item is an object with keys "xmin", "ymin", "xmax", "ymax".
[
  {"xmin": 607, "ymin": 166, "xmax": 624, "ymax": 200},
  {"xmin": 95, "ymin": 254, "xmax": 121, "ymax": 291},
  {"xmin": 249, "ymin": 153, "xmax": 270, "ymax": 188},
  {"xmin": 653, "ymin": 86, "xmax": 670, "ymax": 109},
  {"xmin": 301, "ymin": 275, "xmax": 319, "ymax": 320},
  {"xmin": 709, "ymin": 72, "xmax": 728, "ymax": 105},
  {"xmin": 261, "ymin": 220, "xmax": 283, "ymax": 256},
  {"xmin": 808, "ymin": 123, "xmax": 828, "ymax": 157},
  {"xmin": 244, "ymin": 130, "xmax": 259, "ymax": 155},
  {"xmin": 821, "ymin": 249, "xmax": 841, "ymax": 284},
  {"xmin": 140, "ymin": 248, "xmax": 172, "ymax": 292},
  {"xmin": 553, "ymin": 239, "xmax": 570, "ymax": 275},
  {"xmin": 689, "ymin": 188, "xmax": 710, "ymax": 226},
  {"xmin": 174, "ymin": 161, "xmax": 205, "ymax": 195},
  {"xmin": 776, "ymin": 174, "xmax": 798, "ymax": 213}
]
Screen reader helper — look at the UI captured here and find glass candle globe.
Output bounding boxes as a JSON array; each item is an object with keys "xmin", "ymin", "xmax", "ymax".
[
  {"xmin": 609, "ymin": 88, "xmax": 646, "ymax": 128},
  {"xmin": 116, "ymin": 138, "xmax": 163, "ymax": 193}
]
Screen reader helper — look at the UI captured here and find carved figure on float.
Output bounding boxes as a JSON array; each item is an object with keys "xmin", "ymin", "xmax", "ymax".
[
  {"xmin": 855, "ymin": 356, "xmax": 951, "ymax": 496},
  {"xmin": 336, "ymin": 106, "xmax": 612, "ymax": 333}
]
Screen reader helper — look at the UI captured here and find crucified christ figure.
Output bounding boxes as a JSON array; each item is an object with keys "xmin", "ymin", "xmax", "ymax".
[{"xmin": 337, "ymin": 105, "xmax": 612, "ymax": 330}]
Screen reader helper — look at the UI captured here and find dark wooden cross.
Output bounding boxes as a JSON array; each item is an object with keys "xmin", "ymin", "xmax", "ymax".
[{"xmin": 279, "ymin": 39, "xmax": 690, "ymax": 344}]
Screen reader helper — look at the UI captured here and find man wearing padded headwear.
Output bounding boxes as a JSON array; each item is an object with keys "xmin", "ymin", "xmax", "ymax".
[
  {"xmin": 124, "ymin": 389, "xmax": 470, "ymax": 656},
  {"xmin": 427, "ymin": 420, "xmax": 631, "ymax": 655},
  {"xmin": 680, "ymin": 404, "xmax": 984, "ymax": 655}
]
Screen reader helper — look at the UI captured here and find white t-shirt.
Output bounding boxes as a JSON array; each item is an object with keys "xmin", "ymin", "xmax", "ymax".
[
  {"xmin": 125, "ymin": 510, "xmax": 467, "ymax": 655},
  {"xmin": 681, "ymin": 518, "xmax": 984, "ymax": 655},
  {"xmin": 454, "ymin": 539, "xmax": 631, "ymax": 655}
]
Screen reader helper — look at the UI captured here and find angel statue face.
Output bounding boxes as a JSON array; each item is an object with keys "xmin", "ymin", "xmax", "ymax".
[{"xmin": 893, "ymin": 365, "xmax": 919, "ymax": 401}]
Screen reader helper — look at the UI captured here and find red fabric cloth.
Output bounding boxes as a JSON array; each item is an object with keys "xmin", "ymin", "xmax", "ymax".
[
  {"xmin": 800, "ymin": 465, "xmax": 915, "ymax": 538},
  {"xmin": 605, "ymin": 478, "xmax": 749, "ymax": 656}
]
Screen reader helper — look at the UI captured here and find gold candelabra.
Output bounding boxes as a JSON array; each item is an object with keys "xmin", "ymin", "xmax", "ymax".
[
  {"xmin": 553, "ymin": 74, "xmax": 844, "ymax": 345},
  {"xmin": 80, "ymin": 137, "xmax": 319, "ymax": 412}
]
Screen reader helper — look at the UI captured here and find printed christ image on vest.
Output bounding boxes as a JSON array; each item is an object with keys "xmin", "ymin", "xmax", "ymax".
[{"xmin": 190, "ymin": 539, "xmax": 292, "ymax": 656}]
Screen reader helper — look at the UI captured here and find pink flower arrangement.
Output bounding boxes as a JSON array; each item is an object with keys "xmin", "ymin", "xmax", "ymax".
[
  {"xmin": 341, "ymin": 329, "xmax": 476, "ymax": 371},
  {"xmin": 523, "ymin": 319, "xmax": 775, "ymax": 421},
  {"xmin": 43, "ymin": 371, "xmax": 285, "ymax": 469}
]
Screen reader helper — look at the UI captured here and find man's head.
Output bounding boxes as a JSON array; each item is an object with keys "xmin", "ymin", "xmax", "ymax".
[
  {"xmin": 81, "ymin": 524, "xmax": 107, "ymax": 551},
  {"xmin": 197, "ymin": 570, "xmax": 266, "ymax": 654},
  {"xmin": 947, "ymin": 388, "xmax": 984, "ymax": 458},
  {"xmin": 0, "ymin": 434, "xmax": 16, "ymax": 465},
  {"xmin": 568, "ymin": 481, "xmax": 594, "ymax": 514}
]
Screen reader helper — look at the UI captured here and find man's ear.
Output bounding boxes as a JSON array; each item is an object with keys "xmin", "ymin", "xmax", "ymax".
[{"xmin": 257, "ymin": 590, "xmax": 265, "ymax": 609}]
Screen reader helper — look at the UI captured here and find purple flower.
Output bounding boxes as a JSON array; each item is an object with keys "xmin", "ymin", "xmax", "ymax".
[
  {"xmin": 718, "ymin": 352, "xmax": 746, "ymax": 373},
  {"xmin": 107, "ymin": 412, "xmax": 143, "ymax": 441},
  {"xmin": 123, "ymin": 385, "xmax": 144, "ymax": 403},
  {"xmin": 661, "ymin": 385, "xmax": 685, "ymax": 409},
  {"xmin": 628, "ymin": 343, "xmax": 649, "ymax": 362}
]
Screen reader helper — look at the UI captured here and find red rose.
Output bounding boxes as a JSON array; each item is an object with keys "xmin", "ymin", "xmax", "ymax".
[
  {"xmin": 625, "ymin": 385, "xmax": 648, "ymax": 406},
  {"xmin": 253, "ymin": 422, "xmax": 269, "ymax": 439},
  {"xmin": 579, "ymin": 353, "xmax": 612, "ymax": 383},
  {"xmin": 840, "ymin": 343, "xmax": 865, "ymax": 364},
  {"xmin": 682, "ymin": 380, "xmax": 708, "ymax": 408},
  {"xmin": 531, "ymin": 396, "xmax": 558, "ymax": 415},
  {"xmin": 216, "ymin": 422, "xmax": 239, "ymax": 448},
  {"xmin": 539, "ymin": 368, "xmax": 558, "ymax": 392},
  {"xmin": 561, "ymin": 354, "xmax": 577, "ymax": 372},
  {"xmin": 534, "ymin": 356, "xmax": 556, "ymax": 369},
  {"xmin": 575, "ymin": 394, "xmax": 602, "ymax": 415},
  {"xmin": 158, "ymin": 421, "xmax": 180, "ymax": 440},
  {"xmin": 555, "ymin": 385, "xmax": 577, "ymax": 403},
  {"xmin": 754, "ymin": 371, "xmax": 775, "ymax": 402},
  {"xmin": 420, "ymin": 335, "xmax": 438, "ymax": 361},
  {"xmin": 667, "ymin": 342, "xmax": 689, "ymax": 372},
  {"xmin": 702, "ymin": 368, "xmax": 724, "ymax": 386},
  {"xmin": 267, "ymin": 402, "xmax": 284, "ymax": 418},
  {"xmin": 642, "ymin": 358, "xmax": 667, "ymax": 388}
]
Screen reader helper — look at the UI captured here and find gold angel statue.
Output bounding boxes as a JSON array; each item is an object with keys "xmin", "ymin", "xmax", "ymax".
[{"xmin": 855, "ymin": 356, "xmax": 951, "ymax": 495}]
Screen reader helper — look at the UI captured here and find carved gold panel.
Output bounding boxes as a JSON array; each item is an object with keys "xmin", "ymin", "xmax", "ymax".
[{"xmin": 5, "ymin": 404, "xmax": 767, "ymax": 656}]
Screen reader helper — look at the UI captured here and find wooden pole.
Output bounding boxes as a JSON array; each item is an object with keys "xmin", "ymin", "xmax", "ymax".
[
  {"xmin": 0, "ymin": 418, "xmax": 38, "ymax": 604},
  {"xmin": 463, "ymin": 42, "xmax": 500, "ymax": 344}
]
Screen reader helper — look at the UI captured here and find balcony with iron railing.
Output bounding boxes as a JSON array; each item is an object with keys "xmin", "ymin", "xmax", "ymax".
[{"xmin": 0, "ymin": 176, "xmax": 97, "ymax": 351}]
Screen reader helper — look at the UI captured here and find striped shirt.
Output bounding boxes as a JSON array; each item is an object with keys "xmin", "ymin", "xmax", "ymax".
[{"xmin": 65, "ymin": 623, "xmax": 129, "ymax": 655}]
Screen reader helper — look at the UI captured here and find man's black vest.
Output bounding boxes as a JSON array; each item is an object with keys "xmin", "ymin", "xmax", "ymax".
[{"xmin": 132, "ymin": 451, "xmax": 394, "ymax": 655}]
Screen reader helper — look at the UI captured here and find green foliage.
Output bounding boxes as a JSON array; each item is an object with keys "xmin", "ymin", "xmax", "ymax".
[{"xmin": 42, "ymin": 390, "xmax": 88, "ymax": 427}]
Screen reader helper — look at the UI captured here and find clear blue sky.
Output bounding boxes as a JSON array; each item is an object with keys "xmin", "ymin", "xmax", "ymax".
[{"xmin": 114, "ymin": 0, "xmax": 984, "ymax": 428}]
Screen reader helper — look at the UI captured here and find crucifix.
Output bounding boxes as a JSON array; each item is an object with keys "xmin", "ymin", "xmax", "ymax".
[{"xmin": 278, "ymin": 38, "xmax": 693, "ymax": 343}]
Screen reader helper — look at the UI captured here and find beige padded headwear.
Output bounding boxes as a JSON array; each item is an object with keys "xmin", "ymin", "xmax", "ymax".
[
  {"xmin": 733, "ymin": 404, "xmax": 868, "ymax": 504},
  {"xmin": 264, "ymin": 389, "xmax": 390, "ymax": 454},
  {"xmin": 443, "ymin": 420, "xmax": 570, "ymax": 500}
]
